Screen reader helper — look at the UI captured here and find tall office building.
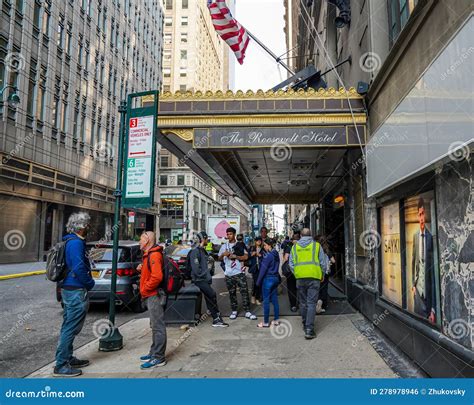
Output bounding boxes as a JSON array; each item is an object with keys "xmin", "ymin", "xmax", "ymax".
[
  {"xmin": 0, "ymin": 0, "xmax": 164, "ymax": 263},
  {"xmin": 158, "ymin": 0, "xmax": 249, "ymax": 240},
  {"xmin": 162, "ymin": 0, "xmax": 230, "ymax": 93}
]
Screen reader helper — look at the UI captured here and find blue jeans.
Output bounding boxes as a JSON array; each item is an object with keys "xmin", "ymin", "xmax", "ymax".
[
  {"xmin": 262, "ymin": 276, "xmax": 280, "ymax": 324},
  {"xmin": 56, "ymin": 289, "xmax": 89, "ymax": 368}
]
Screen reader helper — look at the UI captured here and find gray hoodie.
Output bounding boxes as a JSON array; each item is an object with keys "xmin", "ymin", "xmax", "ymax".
[
  {"xmin": 289, "ymin": 236, "xmax": 329, "ymax": 275},
  {"xmin": 188, "ymin": 246, "xmax": 212, "ymax": 283}
]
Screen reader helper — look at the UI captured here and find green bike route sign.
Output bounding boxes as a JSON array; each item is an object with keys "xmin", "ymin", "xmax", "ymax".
[{"xmin": 122, "ymin": 91, "xmax": 159, "ymax": 209}]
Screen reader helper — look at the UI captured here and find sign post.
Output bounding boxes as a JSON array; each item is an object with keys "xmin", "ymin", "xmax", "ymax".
[
  {"xmin": 123, "ymin": 91, "xmax": 159, "ymax": 209},
  {"xmin": 99, "ymin": 91, "xmax": 159, "ymax": 352},
  {"xmin": 99, "ymin": 100, "xmax": 127, "ymax": 352}
]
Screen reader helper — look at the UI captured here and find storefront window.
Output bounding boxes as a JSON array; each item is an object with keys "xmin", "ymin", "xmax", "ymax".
[
  {"xmin": 404, "ymin": 191, "xmax": 440, "ymax": 326},
  {"xmin": 380, "ymin": 202, "xmax": 402, "ymax": 306}
]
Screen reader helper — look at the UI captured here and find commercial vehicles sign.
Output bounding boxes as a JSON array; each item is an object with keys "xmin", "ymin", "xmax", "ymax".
[{"xmin": 122, "ymin": 91, "xmax": 159, "ymax": 209}]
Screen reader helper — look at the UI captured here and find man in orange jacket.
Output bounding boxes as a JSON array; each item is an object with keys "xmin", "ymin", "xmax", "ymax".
[{"xmin": 137, "ymin": 231, "xmax": 167, "ymax": 369}]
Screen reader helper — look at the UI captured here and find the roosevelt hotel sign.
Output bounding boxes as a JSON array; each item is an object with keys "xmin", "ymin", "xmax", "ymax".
[{"xmin": 193, "ymin": 126, "xmax": 366, "ymax": 149}]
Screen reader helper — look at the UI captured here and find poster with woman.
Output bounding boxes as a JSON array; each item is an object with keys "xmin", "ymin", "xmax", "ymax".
[{"xmin": 404, "ymin": 191, "xmax": 440, "ymax": 325}]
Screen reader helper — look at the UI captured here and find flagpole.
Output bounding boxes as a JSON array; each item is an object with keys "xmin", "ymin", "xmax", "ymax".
[{"xmin": 245, "ymin": 30, "xmax": 296, "ymax": 76}]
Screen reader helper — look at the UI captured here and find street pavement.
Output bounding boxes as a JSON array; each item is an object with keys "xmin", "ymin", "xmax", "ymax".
[
  {"xmin": 2, "ymin": 261, "xmax": 423, "ymax": 379},
  {"xmin": 0, "ymin": 273, "xmax": 143, "ymax": 378},
  {"xmin": 30, "ymin": 314, "xmax": 397, "ymax": 378},
  {"xmin": 0, "ymin": 261, "xmax": 46, "ymax": 278}
]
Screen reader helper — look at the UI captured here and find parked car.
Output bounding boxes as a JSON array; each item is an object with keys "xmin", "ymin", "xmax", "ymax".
[
  {"xmin": 56, "ymin": 241, "xmax": 147, "ymax": 313},
  {"xmin": 165, "ymin": 244, "xmax": 215, "ymax": 278}
]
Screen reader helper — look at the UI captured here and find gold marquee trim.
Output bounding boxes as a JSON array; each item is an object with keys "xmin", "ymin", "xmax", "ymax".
[
  {"xmin": 158, "ymin": 113, "xmax": 366, "ymax": 129},
  {"xmin": 159, "ymin": 87, "xmax": 363, "ymax": 101},
  {"xmin": 161, "ymin": 129, "xmax": 194, "ymax": 141}
]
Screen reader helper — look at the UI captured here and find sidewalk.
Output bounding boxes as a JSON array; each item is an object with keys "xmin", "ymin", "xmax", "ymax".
[
  {"xmin": 0, "ymin": 261, "xmax": 46, "ymax": 279},
  {"xmin": 28, "ymin": 313, "xmax": 396, "ymax": 378}
]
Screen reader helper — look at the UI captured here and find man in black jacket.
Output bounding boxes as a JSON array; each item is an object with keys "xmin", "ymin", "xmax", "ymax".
[{"xmin": 189, "ymin": 231, "xmax": 229, "ymax": 327}]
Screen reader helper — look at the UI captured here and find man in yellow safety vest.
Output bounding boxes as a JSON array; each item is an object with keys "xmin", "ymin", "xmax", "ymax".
[{"xmin": 289, "ymin": 228, "xmax": 329, "ymax": 340}]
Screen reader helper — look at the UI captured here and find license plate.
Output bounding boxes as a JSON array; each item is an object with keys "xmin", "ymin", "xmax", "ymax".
[{"xmin": 91, "ymin": 270, "xmax": 100, "ymax": 279}]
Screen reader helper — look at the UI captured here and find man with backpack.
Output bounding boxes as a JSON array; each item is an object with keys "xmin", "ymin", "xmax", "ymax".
[
  {"xmin": 54, "ymin": 212, "xmax": 95, "ymax": 377},
  {"xmin": 188, "ymin": 231, "xmax": 228, "ymax": 327},
  {"xmin": 137, "ymin": 231, "xmax": 168, "ymax": 369}
]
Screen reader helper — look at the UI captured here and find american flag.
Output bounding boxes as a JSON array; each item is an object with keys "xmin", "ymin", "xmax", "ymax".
[{"xmin": 208, "ymin": 0, "xmax": 250, "ymax": 65}]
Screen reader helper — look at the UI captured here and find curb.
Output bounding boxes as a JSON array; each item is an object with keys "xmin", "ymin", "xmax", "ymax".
[{"xmin": 0, "ymin": 270, "xmax": 46, "ymax": 280}]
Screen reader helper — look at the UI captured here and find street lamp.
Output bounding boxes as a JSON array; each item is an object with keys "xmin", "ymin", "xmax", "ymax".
[
  {"xmin": 0, "ymin": 85, "xmax": 21, "ymax": 107},
  {"xmin": 183, "ymin": 186, "xmax": 191, "ymax": 239}
]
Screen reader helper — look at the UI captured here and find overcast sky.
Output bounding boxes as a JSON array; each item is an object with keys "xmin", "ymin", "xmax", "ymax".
[
  {"xmin": 234, "ymin": 0, "xmax": 287, "ymax": 92},
  {"xmin": 233, "ymin": 0, "xmax": 287, "ymax": 233}
]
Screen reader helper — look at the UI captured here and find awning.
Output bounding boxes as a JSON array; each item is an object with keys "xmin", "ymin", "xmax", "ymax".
[{"xmin": 157, "ymin": 87, "xmax": 367, "ymax": 204}]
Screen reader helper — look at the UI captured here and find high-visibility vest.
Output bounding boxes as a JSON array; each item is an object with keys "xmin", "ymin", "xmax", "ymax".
[
  {"xmin": 291, "ymin": 242, "xmax": 323, "ymax": 280},
  {"xmin": 205, "ymin": 242, "xmax": 213, "ymax": 252}
]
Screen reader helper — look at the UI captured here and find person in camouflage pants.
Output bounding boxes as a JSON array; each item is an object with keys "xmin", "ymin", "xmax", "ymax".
[
  {"xmin": 218, "ymin": 227, "xmax": 257, "ymax": 320},
  {"xmin": 225, "ymin": 272, "xmax": 251, "ymax": 312}
]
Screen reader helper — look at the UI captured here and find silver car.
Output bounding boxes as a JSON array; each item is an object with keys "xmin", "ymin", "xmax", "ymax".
[{"xmin": 56, "ymin": 240, "xmax": 145, "ymax": 313}]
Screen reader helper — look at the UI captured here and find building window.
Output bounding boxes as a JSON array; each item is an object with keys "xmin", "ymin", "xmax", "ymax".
[
  {"xmin": 42, "ymin": 8, "xmax": 50, "ymax": 36},
  {"xmin": 160, "ymin": 156, "xmax": 169, "ymax": 167},
  {"xmin": 166, "ymin": 0, "xmax": 172, "ymax": 10},
  {"xmin": 182, "ymin": 0, "xmax": 188, "ymax": 9},
  {"xmin": 52, "ymin": 97, "xmax": 60, "ymax": 129},
  {"xmin": 388, "ymin": 0, "xmax": 417, "ymax": 45},
  {"xmin": 33, "ymin": 2, "xmax": 41, "ymax": 29},
  {"xmin": 181, "ymin": 32, "xmax": 188, "ymax": 43},
  {"xmin": 177, "ymin": 175, "xmax": 185, "ymax": 186},
  {"xmin": 181, "ymin": 16, "xmax": 188, "ymax": 26},
  {"xmin": 179, "ymin": 85, "xmax": 186, "ymax": 92},
  {"xmin": 165, "ymin": 17, "xmax": 172, "ymax": 26},
  {"xmin": 160, "ymin": 175, "xmax": 168, "ymax": 186},
  {"xmin": 57, "ymin": 20, "xmax": 64, "ymax": 48}
]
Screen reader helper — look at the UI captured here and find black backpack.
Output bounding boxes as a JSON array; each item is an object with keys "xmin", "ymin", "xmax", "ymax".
[
  {"xmin": 45, "ymin": 240, "xmax": 70, "ymax": 282},
  {"xmin": 148, "ymin": 252, "xmax": 184, "ymax": 296}
]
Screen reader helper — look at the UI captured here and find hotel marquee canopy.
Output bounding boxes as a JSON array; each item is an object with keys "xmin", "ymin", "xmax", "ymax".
[{"xmin": 155, "ymin": 87, "xmax": 366, "ymax": 204}]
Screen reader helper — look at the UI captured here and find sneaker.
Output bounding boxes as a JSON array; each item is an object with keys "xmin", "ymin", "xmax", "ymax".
[
  {"xmin": 290, "ymin": 306, "xmax": 298, "ymax": 313},
  {"xmin": 256, "ymin": 300, "xmax": 262, "ymax": 305},
  {"xmin": 212, "ymin": 317, "xmax": 229, "ymax": 328},
  {"xmin": 304, "ymin": 329, "xmax": 316, "ymax": 340},
  {"xmin": 316, "ymin": 299, "xmax": 323, "ymax": 314},
  {"xmin": 250, "ymin": 296, "xmax": 256, "ymax": 304},
  {"xmin": 140, "ymin": 358, "xmax": 167, "ymax": 369},
  {"xmin": 229, "ymin": 311, "xmax": 238, "ymax": 320},
  {"xmin": 53, "ymin": 364, "xmax": 82, "ymax": 377},
  {"xmin": 69, "ymin": 357, "xmax": 90, "ymax": 368},
  {"xmin": 140, "ymin": 354, "xmax": 152, "ymax": 362},
  {"xmin": 245, "ymin": 311, "xmax": 257, "ymax": 320}
]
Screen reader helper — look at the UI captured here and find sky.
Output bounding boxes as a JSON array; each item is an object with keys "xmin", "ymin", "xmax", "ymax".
[
  {"xmin": 234, "ymin": 0, "xmax": 287, "ymax": 92},
  {"xmin": 233, "ymin": 0, "xmax": 287, "ymax": 234}
]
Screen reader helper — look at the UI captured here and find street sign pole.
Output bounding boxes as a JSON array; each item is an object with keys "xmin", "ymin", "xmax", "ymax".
[{"xmin": 99, "ymin": 100, "xmax": 127, "ymax": 351}]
